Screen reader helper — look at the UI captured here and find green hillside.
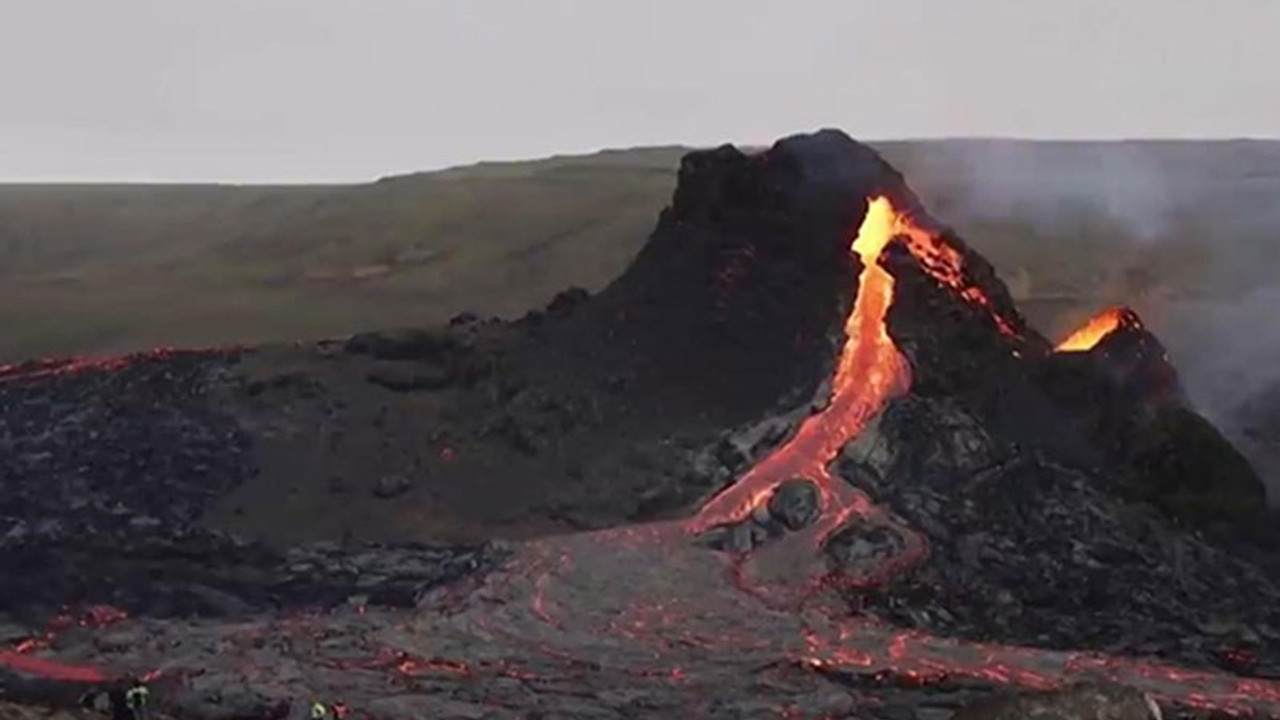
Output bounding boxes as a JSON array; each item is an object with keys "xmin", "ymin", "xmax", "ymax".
[{"xmin": 2, "ymin": 139, "xmax": 1277, "ymax": 361}]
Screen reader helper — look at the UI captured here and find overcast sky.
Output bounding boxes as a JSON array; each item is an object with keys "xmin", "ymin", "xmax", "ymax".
[{"xmin": 1, "ymin": 0, "xmax": 1277, "ymax": 182}]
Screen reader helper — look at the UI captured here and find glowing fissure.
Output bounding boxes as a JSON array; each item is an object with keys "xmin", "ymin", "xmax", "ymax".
[
  {"xmin": 0, "ymin": 651, "xmax": 106, "ymax": 683},
  {"xmin": 1055, "ymin": 306, "xmax": 1141, "ymax": 353},
  {"xmin": 895, "ymin": 221, "xmax": 1022, "ymax": 339},
  {"xmin": 0, "ymin": 606, "xmax": 130, "ymax": 683},
  {"xmin": 0, "ymin": 346, "xmax": 242, "ymax": 385},
  {"xmin": 0, "ymin": 350, "xmax": 173, "ymax": 383}
]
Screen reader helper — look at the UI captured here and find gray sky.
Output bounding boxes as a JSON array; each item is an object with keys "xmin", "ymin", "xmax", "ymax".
[{"xmin": 2, "ymin": 0, "xmax": 1277, "ymax": 182}]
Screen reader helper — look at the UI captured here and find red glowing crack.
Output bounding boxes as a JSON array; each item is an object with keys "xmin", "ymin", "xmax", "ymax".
[
  {"xmin": 0, "ymin": 346, "xmax": 241, "ymax": 384},
  {"xmin": 0, "ymin": 651, "xmax": 107, "ymax": 683}
]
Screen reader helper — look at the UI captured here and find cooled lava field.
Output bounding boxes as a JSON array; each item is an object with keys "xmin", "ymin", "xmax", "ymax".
[{"xmin": 4, "ymin": 130, "xmax": 1280, "ymax": 720}]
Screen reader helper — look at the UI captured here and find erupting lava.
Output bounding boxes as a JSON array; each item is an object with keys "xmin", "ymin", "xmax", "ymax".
[
  {"xmin": 687, "ymin": 195, "xmax": 1015, "ymax": 561},
  {"xmin": 687, "ymin": 196, "xmax": 912, "ymax": 545},
  {"xmin": 1055, "ymin": 306, "xmax": 1142, "ymax": 352}
]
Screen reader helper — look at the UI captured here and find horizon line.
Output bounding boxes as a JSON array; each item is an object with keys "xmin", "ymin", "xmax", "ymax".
[{"xmin": 3, "ymin": 134, "xmax": 1278, "ymax": 187}]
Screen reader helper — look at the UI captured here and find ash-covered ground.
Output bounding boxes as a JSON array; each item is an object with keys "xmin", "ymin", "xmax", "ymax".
[{"xmin": 3, "ymin": 130, "xmax": 1280, "ymax": 720}]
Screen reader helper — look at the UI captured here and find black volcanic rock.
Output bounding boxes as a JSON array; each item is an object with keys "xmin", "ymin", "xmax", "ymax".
[
  {"xmin": 1030, "ymin": 308, "xmax": 1184, "ymax": 435},
  {"xmin": 0, "ymin": 350, "xmax": 498, "ymax": 619},
  {"xmin": 831, "ymin": 293, "xmax": 1274, "ymax": 671},
  {"xmin": 565, "ymin": 129, "xmax": 1057, "ymax": 472},
  {"xmin": 578, "ymin": 131, "xmax": 921, "ymax": 417},
  {"xmin": 949, "ymin": 682, "xmax": 1162, "ymax": 720},
  {"xmin": 768, "ymin": 478, "xmax": 820, "ymax": 531},
  {"xmin": 1030, "ymin": 309, "xmax": 1265, "ymax": 524},
  {"xmin": 345, "ymin": 327, "xmax": 456, "ymax": 360},
  {"xmin": 1125, "ymin": 405, "xmax": 1265, "ymax": 522},
  {"xmin": 365, "ymin": 363, "xmax": 453, "ymax": 392}
]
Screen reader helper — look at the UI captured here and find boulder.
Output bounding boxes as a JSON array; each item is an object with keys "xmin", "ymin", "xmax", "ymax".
[
  {"xmin": 767, "ymin": 479, "xmax": 820, "ymax": 531},
  {"xmin": 344, "ymin": 328, "xmax": 455, "ymax": 360}
]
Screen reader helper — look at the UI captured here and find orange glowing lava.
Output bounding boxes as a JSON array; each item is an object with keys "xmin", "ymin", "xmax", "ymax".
[
  {"xmin": 688, "ymin": 196, "xmax": 914, "ymax": 541},
  {"xmin": 1055, "ymin": 306, "xmax": 1141, "ymax": 352},
  {"xmin": 895, "ymin": 216, "xmax": 1021, "ymax": 339},
  {"xmin": 688, "ymin": 194, "xmax": 1025, "ymax": 579}
]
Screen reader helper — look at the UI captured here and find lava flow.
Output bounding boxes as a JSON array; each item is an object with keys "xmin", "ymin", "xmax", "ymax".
[
  {"xmin": 0, "ymin": 606, "xmax": 129, "ymax": 683},
  {"xmin": 1055, "ymin": 306, "xmax": 1143, "ymax": 352},
  {"xmin": 0, "ymin": 346, "xmax": 240, "ymax": 385},
  {"xmin": 685, "ymin": 195, "xmax": 1014, "ymax": 576},
  {"xmin": 688, "ymin": 196, "xmax": 912, "ymax": 543}
]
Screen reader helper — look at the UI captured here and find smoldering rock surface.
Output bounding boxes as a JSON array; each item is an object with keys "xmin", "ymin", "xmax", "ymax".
[
  {"xmin": 839, "ymin": 399, "xmax": 1280, "ymax": 673},
  {"xmin": 2, "ymin": 521, "xmax": 1266, "ymax": 720},
  {"xmin": 0, "ymin": 351, "xmax": 502, "ymax": 619}
]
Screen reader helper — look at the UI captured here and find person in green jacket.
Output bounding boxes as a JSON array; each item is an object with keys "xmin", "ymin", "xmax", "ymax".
[
  {"xmin": 124, "ymin": 679, "xmax": 151, "ymax": 720},
  {"xmin": 310, "ymin": 701, "xmax": 330, "ymax": 720}
]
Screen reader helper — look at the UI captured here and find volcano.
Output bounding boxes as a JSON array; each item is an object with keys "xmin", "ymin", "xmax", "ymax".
[{"xmin": 3, "ymin": 130, "xmax": 1280, "ymax": 720}]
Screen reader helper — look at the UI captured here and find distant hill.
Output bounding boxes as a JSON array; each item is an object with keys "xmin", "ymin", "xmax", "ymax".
[{"xmin": 2, "ymin": 138, "xmax": 1278, "ymax": 362}]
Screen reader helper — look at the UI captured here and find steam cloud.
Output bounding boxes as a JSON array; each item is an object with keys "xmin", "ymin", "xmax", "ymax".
[
  {"xmin": 1159, "ymin": 288, "xmax": 1280, "ymax": 499},
  {"xmin": 921, "ymin": 140, "xmax": 1280, "ymax": 499},
  {"xmin": 944, "ymin": 140, "xmax": 1178, "ymax": 242}
]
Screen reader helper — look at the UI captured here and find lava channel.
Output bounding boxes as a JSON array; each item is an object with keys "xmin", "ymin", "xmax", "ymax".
[
  {"xmin": 688, "ymin": 197, "xmax": 911, "ymax": 537},
  {"xmin": 684, "ymin": 195, "xmax": 1015, "ymax": 600}
]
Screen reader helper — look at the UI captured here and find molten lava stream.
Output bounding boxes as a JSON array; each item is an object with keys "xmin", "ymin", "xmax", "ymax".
[
  {"xmin": 685, "ymin": 197, "xmax": 929, "ymax": 599},
  {"xmin": 0, "ymin": 651, "xmax": 106, "ymax": 683}
]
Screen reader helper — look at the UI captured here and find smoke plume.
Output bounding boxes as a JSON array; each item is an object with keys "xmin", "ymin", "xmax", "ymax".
[
  {"xmin": 911, "ymin": 139, "xmax": 1280, "ymax": 498},
  {"xmin": 945, "ymin": 140, "xmax": 1178, "ymax": 242}
]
